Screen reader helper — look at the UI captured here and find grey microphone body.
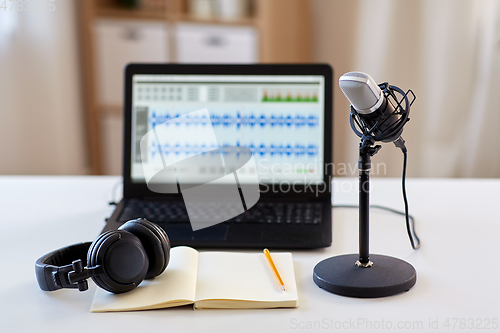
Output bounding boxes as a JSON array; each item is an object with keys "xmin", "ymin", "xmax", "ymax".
[{"xmin": 339, "ymin": 72, "xmax": 402, "ymax": 143}]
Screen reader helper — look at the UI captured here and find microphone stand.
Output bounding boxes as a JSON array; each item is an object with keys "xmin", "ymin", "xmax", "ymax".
[
  {"xmin": 357, "ymin": 137, "xmax": 381, "ymax": 267},
  {"xmin": 313, "ymin": 136, "xmax": 417, "ymax": 298}
]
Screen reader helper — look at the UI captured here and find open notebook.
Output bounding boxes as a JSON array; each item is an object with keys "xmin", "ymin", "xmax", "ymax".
[{"xmin": 91, "ymin": 246, "xmax": 298, "ymax": 312}]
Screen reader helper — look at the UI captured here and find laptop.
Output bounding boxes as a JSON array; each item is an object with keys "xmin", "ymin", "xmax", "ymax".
[{"xmin": 103, "ymin": 64, "xmax": 333, "ymax": 249}]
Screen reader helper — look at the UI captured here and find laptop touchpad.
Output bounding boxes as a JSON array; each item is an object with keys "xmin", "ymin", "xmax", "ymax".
[
  {"xmin": 192, "ymin": 225, "xmax": 229, "ymax": 241},
  {"xmin": 163, "ymin": 224, "xmax": 229, "ymax": 242}
]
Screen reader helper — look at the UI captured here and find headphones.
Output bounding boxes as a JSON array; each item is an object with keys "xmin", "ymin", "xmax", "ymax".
[{"xmin": 35, "ymin": 218, "xmax": 170, "ymax": 294}]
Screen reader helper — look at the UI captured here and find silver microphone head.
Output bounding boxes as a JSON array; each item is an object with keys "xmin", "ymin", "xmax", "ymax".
[{"xmin": 339, "ymin": 72, "xmax": 384, "ymax": 114}]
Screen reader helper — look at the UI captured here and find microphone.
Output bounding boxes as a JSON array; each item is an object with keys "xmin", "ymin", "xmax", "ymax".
[
  {"xmin": 339, "ymin": 72, "xmax": 412, "ymax": 145},
  {"xmin": 313, "ymin": 71, "xmax": 420, "ymax": 299},
  {"xmin": 338, "ymin": 70, "xmax": 419, "ymax": 250}
]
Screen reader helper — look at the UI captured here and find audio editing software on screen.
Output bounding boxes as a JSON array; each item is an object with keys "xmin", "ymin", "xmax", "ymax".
[{"xmin": 130, "ymin": 75, "xmax": 325, "ymax": 185}]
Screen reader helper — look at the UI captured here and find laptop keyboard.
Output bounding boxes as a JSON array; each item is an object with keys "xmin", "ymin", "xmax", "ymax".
[{"xmin": 117, "ymin": 199, "xmax": 323, "ymax": 225}]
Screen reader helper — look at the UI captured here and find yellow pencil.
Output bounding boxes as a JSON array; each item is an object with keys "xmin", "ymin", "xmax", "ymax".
[{"xmin": 263, "ymin": 248, "xmax": 286, "ymax": 291}]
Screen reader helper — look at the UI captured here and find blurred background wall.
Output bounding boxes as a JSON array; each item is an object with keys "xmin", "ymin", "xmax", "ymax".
[
  {"xmin": 314, "ymin": 0, "xmax": 500, "ymax": 178},
  {"xmin": 0, "ymin": 0, "xmax": 86, "ymax": 175},
  {"xmin": 1, "ymin": 0, "xmax": 499, "ymax": 178}
]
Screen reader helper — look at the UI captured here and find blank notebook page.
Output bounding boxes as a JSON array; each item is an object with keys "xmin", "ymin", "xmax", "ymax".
[{"xmin": 195, "ymin": 251, "xmax": 298, "ymax": 304}]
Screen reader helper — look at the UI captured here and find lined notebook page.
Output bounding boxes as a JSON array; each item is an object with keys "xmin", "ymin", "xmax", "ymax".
[
  {"xmin": 91, "ymin": 246, "xmax": 199, "ymax": 312},
  {"xmin": 194, "ymin": 252, "xmax": 298, "ymax": 307}
]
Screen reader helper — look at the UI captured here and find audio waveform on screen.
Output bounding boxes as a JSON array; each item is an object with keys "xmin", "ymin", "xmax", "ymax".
[
  {"xmin": 149, "ymin": 112, "xmax": 319, "ymax": 129},
  {"xmin": 149, "ymin": 142, "xmax": 319, "ymax": 158}
]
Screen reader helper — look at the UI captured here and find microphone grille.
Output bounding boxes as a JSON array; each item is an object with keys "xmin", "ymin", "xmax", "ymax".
[{"xmin": 339, "ymin": 72, "xmax": 381, "ymax": 112}]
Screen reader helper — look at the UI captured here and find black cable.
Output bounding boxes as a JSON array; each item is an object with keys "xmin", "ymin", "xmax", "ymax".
[
  {"xmin": 332, "ymin": 150, "xmax": 421, "ymax": 250},
  {"xmin": 109, "ymin": 179, "xmax": 123, "ymax": 206},
  {"xmin": 332, "ymin": 203, "xmax": 420, "ymax": 250},
  {"xmin": 402, "ymin": 150, "xmax": 421, "ymax": 249}
]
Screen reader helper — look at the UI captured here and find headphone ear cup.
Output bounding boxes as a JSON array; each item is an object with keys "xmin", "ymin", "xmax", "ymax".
[
  {"xmin": 87, "ymin": 230, "xmax": 149, "ymax": 293},
  {"xmin": 119, "ymin": 219, "xmax": 171, "ymax": 279}
]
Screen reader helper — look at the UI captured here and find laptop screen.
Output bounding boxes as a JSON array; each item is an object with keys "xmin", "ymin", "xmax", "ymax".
[{"xmin": 130, "ymin": 74, "xmax": 325, "ymax": 186}]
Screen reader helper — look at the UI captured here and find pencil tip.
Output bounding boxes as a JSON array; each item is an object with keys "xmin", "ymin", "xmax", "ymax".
[{"xmin": 281, "ymin": 286, "xmax": 286, "ymax": 291}]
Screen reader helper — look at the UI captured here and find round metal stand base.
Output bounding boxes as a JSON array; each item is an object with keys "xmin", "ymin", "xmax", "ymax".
[{"xmin": 313, "ymin": 254, "xmax": 416, "ymax": 298}]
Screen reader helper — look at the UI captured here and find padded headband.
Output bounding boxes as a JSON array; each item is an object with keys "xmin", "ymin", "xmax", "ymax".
[{"xmin": 35, "ymin": 242, "xmax": 92, "ymax": 291}]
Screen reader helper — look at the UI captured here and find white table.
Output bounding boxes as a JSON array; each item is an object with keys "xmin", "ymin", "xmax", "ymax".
[{"xmin": 1, "ymin": 176, "xmax": 499, "ymax": 333}]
